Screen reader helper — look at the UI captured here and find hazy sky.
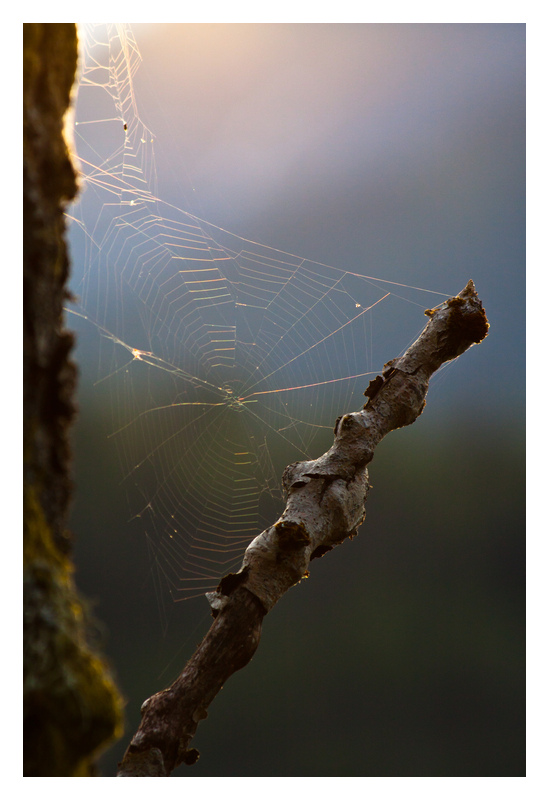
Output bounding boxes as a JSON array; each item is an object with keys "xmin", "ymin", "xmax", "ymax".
[
  {"xmin": 131, "ymin": 24, "xmax": 523, "ymax": 244},
  {"xmin": 73, "ymin": 23, "xmax": 525, "ymax": 418},
  {"xmin": 68, "ymin": 19, "xmax": 525, "ymax": 617}
]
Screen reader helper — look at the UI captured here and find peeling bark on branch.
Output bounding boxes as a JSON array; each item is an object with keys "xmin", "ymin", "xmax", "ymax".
[{"xmin": 117, "ymin": 280, "xmax": 489, "ymax": 777}]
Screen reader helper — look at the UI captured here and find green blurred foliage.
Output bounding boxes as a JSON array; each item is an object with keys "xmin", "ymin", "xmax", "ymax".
[{"xmin": 71, "ymin": 389, "xmax": 524, "ymax": 776}]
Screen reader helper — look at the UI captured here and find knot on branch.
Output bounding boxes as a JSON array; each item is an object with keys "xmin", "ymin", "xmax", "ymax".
[
  {"xmin": 177, "ymin": 744, "xmax": 200, "ymax": 767},
  {"xmin": 274, "ymin": 520, "xmax": 311, "ymax": 552},
  {"xmin": 282, "ymin": 460, "xmax": 317, "ymax": 494}
]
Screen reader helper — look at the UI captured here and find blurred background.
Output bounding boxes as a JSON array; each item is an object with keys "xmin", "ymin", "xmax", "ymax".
[{"xmin": 67, "ymin": 23, "xmax": 524, "ymax": 776}]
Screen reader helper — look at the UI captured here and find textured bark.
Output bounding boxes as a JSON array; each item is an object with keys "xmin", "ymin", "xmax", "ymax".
[
  {"xmin": 118, "ymin": 280, "xmax": 489, "ymax": 776},
  {"xmin": 23, "ymin": 23, "xmax": 123, "ymax": 776}
]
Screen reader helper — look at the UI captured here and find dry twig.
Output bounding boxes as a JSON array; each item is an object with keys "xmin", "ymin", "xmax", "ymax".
[{"xmin": 117, "ymin": 279, "xmax": 489, "ymax": 777}]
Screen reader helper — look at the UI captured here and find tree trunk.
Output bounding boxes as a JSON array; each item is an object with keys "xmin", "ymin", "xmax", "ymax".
[{"xmin": 23, "ymin": 22, "xmax": 123, "ymax": 777}]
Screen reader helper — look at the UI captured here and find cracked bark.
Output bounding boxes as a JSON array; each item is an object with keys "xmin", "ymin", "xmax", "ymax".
[{"xmin": 117, "ymin": 279, "xmax": 489, "ymax": 777}]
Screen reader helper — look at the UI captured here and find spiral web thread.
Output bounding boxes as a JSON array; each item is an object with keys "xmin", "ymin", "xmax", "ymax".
[{"xmin": 67, "ymin": 24, "xmax": 448, "ymax": 601}]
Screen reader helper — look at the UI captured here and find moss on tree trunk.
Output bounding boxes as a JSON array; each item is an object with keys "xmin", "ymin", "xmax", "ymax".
[{"xmin": 23, "ymin": 22, "xmax": 123, "ymax": 777}]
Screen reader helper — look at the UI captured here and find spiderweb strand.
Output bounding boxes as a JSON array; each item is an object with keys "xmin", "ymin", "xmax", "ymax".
[{"xmin": 67, "ymin": 24, "xmax": 450, "ymax": 602}]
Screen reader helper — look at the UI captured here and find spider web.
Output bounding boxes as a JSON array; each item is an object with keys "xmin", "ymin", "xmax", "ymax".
[{"xmin": 67, "ymin": 24, "xmax": 449, "ymax": 602}]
